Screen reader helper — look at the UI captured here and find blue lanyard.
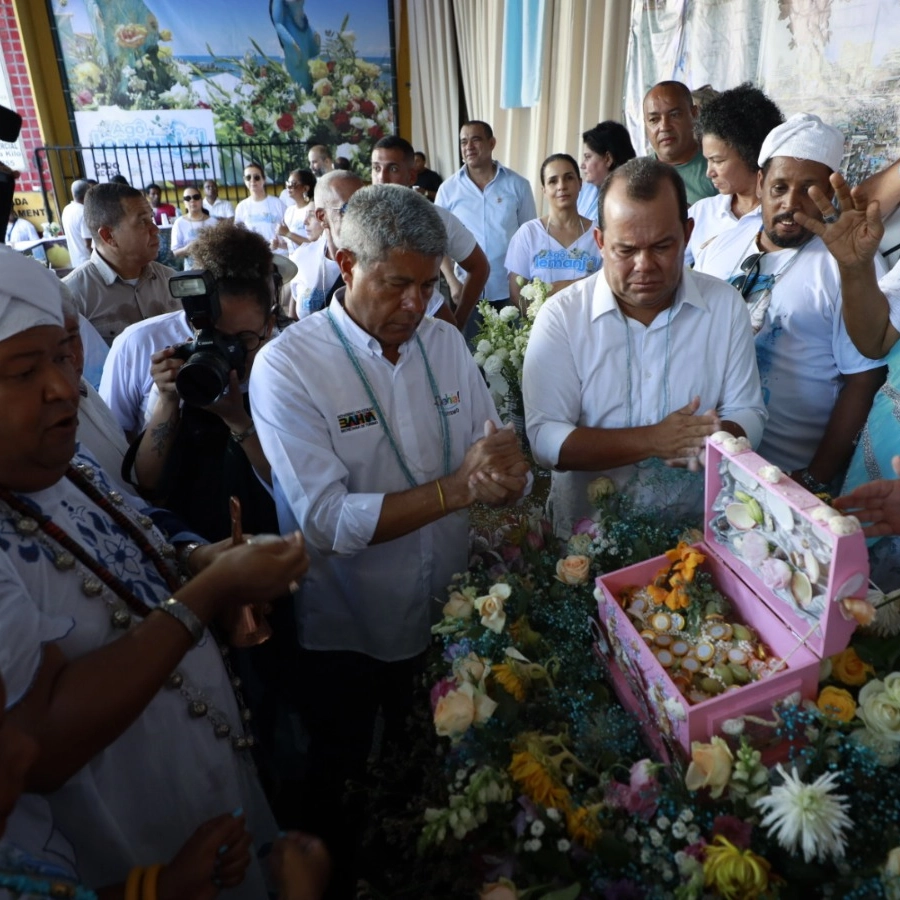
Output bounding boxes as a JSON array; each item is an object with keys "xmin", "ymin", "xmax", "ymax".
[{"xmin": 326, "ymin": 309, "xmax": 452, "ymax": 488}]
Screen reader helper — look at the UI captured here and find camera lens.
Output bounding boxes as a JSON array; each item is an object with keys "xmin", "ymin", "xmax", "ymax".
[{"xmin": 175, "ymin": 351, "xmax": 231, "ymax": 406}]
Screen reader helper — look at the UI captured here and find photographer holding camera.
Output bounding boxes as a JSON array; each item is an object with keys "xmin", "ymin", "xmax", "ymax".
[{"xmin": 130, "ymin": 221, "xmax": 286, "ymax": 541}]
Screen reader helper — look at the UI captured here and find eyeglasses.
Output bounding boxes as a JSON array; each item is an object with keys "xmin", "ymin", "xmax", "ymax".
[
  {"xmin": 210, "ymin": 326, "xmax": 269, "ymax": 353},
  {"xmin": 285, "ymin": 181, "xmax": 302, "ymax": 188},
  {"xmin": 183, "ymin": 194, "xmax": 201, "ymax": 201},
  {"xmin": 326, "ymin": 202, "xmax": 349, "ymax": 217},
  {"xmin": 244, "ymin": 174, "xmax": 263, "ymax": 182}
]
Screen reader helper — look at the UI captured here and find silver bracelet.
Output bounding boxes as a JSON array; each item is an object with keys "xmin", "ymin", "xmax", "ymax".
[
  {"xmin": 231, "ymin": 423, "xmax": 257, "ymax": 444},
  {"xmin": 159, "ymin": 596, "xmax": 205, "ymax": 644}
]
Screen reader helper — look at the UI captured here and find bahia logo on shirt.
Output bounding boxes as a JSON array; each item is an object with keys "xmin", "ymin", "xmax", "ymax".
[
  {"xmin": 338, "ymin": 407, "xmax": 378, "ymax": 433},
  {"xmin": 435, "ymin": 391, "xmax": 461, "ymax": 416}
]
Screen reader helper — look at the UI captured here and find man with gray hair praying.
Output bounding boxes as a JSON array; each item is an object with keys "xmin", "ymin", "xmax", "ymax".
[
  {"xmin": 251, "ymin": 183, "xmax": 530, "ymax": 895},
  {"xmin": 694, "ymin": 112, "xmax": 887, "ymax": 492}
]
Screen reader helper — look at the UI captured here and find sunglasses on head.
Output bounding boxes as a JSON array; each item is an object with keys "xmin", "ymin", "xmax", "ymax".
[
  {"xmin": 184, "ymin": 193, "xmax": 201, "ymax": 201},
  {"xmin": 244, "ymin": 173, "xmax": 262, "ymax": 181}
]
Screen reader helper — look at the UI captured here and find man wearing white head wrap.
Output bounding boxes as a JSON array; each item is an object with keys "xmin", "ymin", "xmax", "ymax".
[
  {"xmin": 0, "ymin": 251, "xmax": 310, "ymax": 896},
  {"xmin": 695, "ymin": 113, "xmax": 887, "ymax": 492}
]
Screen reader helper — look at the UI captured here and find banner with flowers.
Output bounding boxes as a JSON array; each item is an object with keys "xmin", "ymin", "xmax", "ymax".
[{"xmin": 49, "ymin": 0, "xmax": 394, "ymax": 181}]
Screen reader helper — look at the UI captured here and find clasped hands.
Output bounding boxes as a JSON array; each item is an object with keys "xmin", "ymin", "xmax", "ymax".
[
  {"xmin": 448, "ymin": 420, "xmax": 530, "ymax": 508},
  {"xmin": 658, "ymin": 396, "xmax": 721, "ymax": 471}
]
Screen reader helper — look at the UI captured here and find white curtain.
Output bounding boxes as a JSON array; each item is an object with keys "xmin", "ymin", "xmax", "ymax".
[
  {"xmin": 403, "ymin": 0, "xmax": 462, "ymax": 182},
  {"xmin": 448, "ymin": 0, "xmax": 631, "ymax": 211}
]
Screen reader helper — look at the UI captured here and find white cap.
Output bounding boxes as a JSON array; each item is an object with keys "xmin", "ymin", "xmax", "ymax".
[
  {"xmin": 0, "ymin": 246, "xmax": 65, "ymax": 343},
  {"xmin": 758, "ymin": 112, "xmax": 845, "ymax": 172}
]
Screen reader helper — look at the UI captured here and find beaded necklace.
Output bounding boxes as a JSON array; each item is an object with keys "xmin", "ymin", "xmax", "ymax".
[
  {"xmin": 0, "ymin": 463, "xmax": 255, "ymax": 753},
  {"xmin": 326, "ymin": 308, "xmax": 452, "ymax": 488},
  {"xmin": 0, "ymin": 870, "xmax": 96, "ymax": 899},
  {"xmin": 621, "ymin": 303, "xmax": 676, "ymax": 430}
]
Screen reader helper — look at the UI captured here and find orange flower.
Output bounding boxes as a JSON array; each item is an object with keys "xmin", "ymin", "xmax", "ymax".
[
  {"xmin": 831, "ymin": 647, "xmax": 875, "ymax": 687},
  {"xmin": 565, "ymin": 806, "xmax": 601, "ymax": 849},
  {"xmin": 647, "ymin": 584, "xmax": 669, "ymax": 605},
  {"xmin": 509, "ymin": 751, "xmax": 570, "ymax": 810},
  {"xmin": 492, "ymin": 663, "xmax": 527, "ymax": 702}
]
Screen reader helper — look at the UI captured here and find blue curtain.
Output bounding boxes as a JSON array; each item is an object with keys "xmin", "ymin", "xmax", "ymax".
[{"xmin": 500, "ymin": 0, "xmax": 546, "ymax": 109}]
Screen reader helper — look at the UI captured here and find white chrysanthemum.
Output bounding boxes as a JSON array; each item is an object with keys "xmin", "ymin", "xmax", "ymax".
[{"xmin": 754, "ymin": 764, "xmax": 852, "ymax": 863}]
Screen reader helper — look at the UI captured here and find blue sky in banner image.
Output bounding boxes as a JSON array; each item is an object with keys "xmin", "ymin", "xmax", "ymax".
[{"xmin": 60, "ymin": 0, "xmax": 392, "ymax": 60}]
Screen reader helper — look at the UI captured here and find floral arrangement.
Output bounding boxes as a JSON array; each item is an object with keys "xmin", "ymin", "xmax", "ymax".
[
  {"xmin": 473, "ymin": 278, "xmax": 550, "ymax": 419},
  {"xmin": 60, "ymin": 9, "xmax": 194, "ymax": 111},
  {"xmin": 358, "ymin": 480, "xmax": 900, "ymax": 900},
  {"xmin": 197, "ymin": 18, "xmax": 392, "ymax": 176}
]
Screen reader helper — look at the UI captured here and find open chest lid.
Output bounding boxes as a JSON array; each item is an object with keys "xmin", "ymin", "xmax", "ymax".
[{"xmin": 702, "ymin": 434, "xmax": 868, "ymax": 658}]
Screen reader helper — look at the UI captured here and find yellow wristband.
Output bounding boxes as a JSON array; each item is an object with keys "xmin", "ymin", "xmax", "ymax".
[
  {"xmin": 124, "ymin": 867, "xmax": 144, "ymax": 900},
  {"xmin": 142, "ymin": 863, "xmax": 163, "ymax": 900},
  {"xmin": 436, "ymin": 479, "xmax": 446, "ymax": 514}
]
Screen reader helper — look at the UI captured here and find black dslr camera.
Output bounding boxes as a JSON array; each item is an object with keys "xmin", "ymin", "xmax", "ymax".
[{"xmin": 169, "ymin": 270, "xmax": 248, "ymax": 407}]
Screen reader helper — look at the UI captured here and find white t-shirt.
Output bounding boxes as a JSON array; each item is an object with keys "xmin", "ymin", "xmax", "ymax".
[
  {"xmin": 523, "ymin": 268, "xmax": 767, "ymax": 536},
  {"xmin": 99, "ymin": 310, "xmax": 192, "ymax": 434},
  {"xmin": 686, "ymin": 193, "xmax": 761, "ymax": 266},
  {"xmin": 170, "ymin": 215, "xmax": 219, "ymax": 269},
  {"xmin": 289, "ymin": 236, "xmax": 341, "ymax": 319},
  {"xmin": 504, "ymin": 218, "xmax": 601, "ymax": 284},
  {"xmin": 61, "ymin": 201, "xmax": 90, "ymax": 268},
  {"xmin": 284, "ymin": 203, "xmax": 311, "ymax": 239},
  {"xmin": 694, "ymin": 216, "xmax": 887, "ymax": 472},
  {"xmin": 208, "ymin": 198, "xmax": 234, "ymax": 219},
  {"xmin": 234, "ymin": 195, "xmax": 286, "ymax": 246}
]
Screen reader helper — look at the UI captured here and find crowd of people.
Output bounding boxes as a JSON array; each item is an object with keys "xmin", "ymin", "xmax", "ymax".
[{"xmin": 2, "ymin": 76, "xmax": 900, "ymax": 899}]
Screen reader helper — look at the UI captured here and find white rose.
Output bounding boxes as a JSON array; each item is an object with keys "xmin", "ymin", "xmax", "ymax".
[
  {"xmin": 443, "ymin": 591, "xmax": 474, "ymax": 619},
  {"xmin": 586, "ymin": 476, "xmax": 616, "ymax": 504},
  {"xmin": 477, "ymin": 340, "xmax": 492, "ymax": 353},
  {"xmin": 483, "ymin": 354, "xmax": 504, "ymax": 375},
  {"xmin": 857, "ymin": 678, "xmax": 900, "ymax": 742},
  {"xmin": 474, "ymin": 583, "xmax": 511, "ymax": 633},
  {"xmin": 499, "ymin": 306, "xmax": 520, "ymax": 322}
]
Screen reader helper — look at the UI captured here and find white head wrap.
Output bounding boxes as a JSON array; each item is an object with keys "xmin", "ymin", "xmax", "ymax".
[
  {"xmin": 757, "ymin": 112, "xmax": 845, "ymax": 172},
  {"xmin": 0, "ymin": 245, "xmax": 65, "ymax": 343}
]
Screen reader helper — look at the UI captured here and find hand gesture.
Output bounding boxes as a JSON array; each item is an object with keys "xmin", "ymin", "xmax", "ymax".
[
  {"xmin": 833, "ymin": 455, "xmax": 900, "ymax": 538},
  {"xmin": 157, "ymin": 812, "xmax": 252, "ymax": 900},
  {"xmin": 451, "ymin": 421, "xmax": 530, "ymax": 508},
  {"xmin": 654, "ymin": 397, "xmax": 720, "ymax": 464},
  {"xmin": 149, "ymin": 346, "xmax": 185, "ymax": 399},
  {"xmin": 195, "ymin": 531, "xmax": 309, "ymax": 609},
  {"xmin": 793, "ymin": 172, "xmax": 885, "ymax": 271},
  {"xmin": 270, "ymin": 832, "xmax": 331, "ymax": 900}
]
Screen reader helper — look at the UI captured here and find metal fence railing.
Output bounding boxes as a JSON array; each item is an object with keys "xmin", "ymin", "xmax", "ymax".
[{"xmin": 35, "ymin": 140, "xmax": 311, "ymax": 222}]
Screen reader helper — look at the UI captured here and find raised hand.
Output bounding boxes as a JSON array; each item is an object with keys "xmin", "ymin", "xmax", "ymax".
[{"xmin": 793, "ymin": 172, "xmax": 885, "ymax": 270}]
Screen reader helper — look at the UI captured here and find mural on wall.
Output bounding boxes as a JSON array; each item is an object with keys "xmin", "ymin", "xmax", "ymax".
[
  {"xmin": 49, "ymin": 0, "xmax": 394, "ymax": 182},
  {"xmin": 624, "ymin": 0, "xmax": 900, "ymax": 183}
]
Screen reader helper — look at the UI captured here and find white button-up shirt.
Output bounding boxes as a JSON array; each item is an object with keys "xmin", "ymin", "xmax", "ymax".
[
  {"xmin": 436, "ymin": 162, "xmax": 537, "ymax": 302},
  {"xmin": 524, "ymin": 268, "xmax": 767, "ymax": 535},
  {"xmin": 251, "ymin": 297, "xmax": 503, "ymax": 661}
]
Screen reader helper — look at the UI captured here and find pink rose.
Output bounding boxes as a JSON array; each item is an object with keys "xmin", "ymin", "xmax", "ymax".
[{"xmin": 572, "ymin": 517, "xmax": 598, "ymax": 536}]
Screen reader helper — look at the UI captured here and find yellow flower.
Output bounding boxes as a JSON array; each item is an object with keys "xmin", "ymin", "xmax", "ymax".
[
  {"xmin": 73, "ymin": 61, "xmax": 102, "ymax": 88},
  {"xmin": 492, "ymin": 663, "xmax": 527, "ymax": 701},
  {"xmin": 159, "ymin": 28, "xmax": 172, "ymax": 41},
  {"xmin": 703, "ymin": 835, "xmax": 771, "ymax": 900},
  {"xmin": 158, "ymin": 46, "xmax": 172, "ymax": 59},
  {"xmin": 685, "ymin": 736, "xmax": 733, "ymax": 799},
  {"xmin": 508, "ymin": 751, "xmax": 569, "ymax": 810},
  {"xmin": 817, "ymin": 685, "xmax": 857, "ymax": 722},
  {"xmin": 830, "ymin": 647, "xmax": 874, "ymax": 686},
  {"xmin": 565, "ymin": 805, "xmax": 601, "ymax": 849}
]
